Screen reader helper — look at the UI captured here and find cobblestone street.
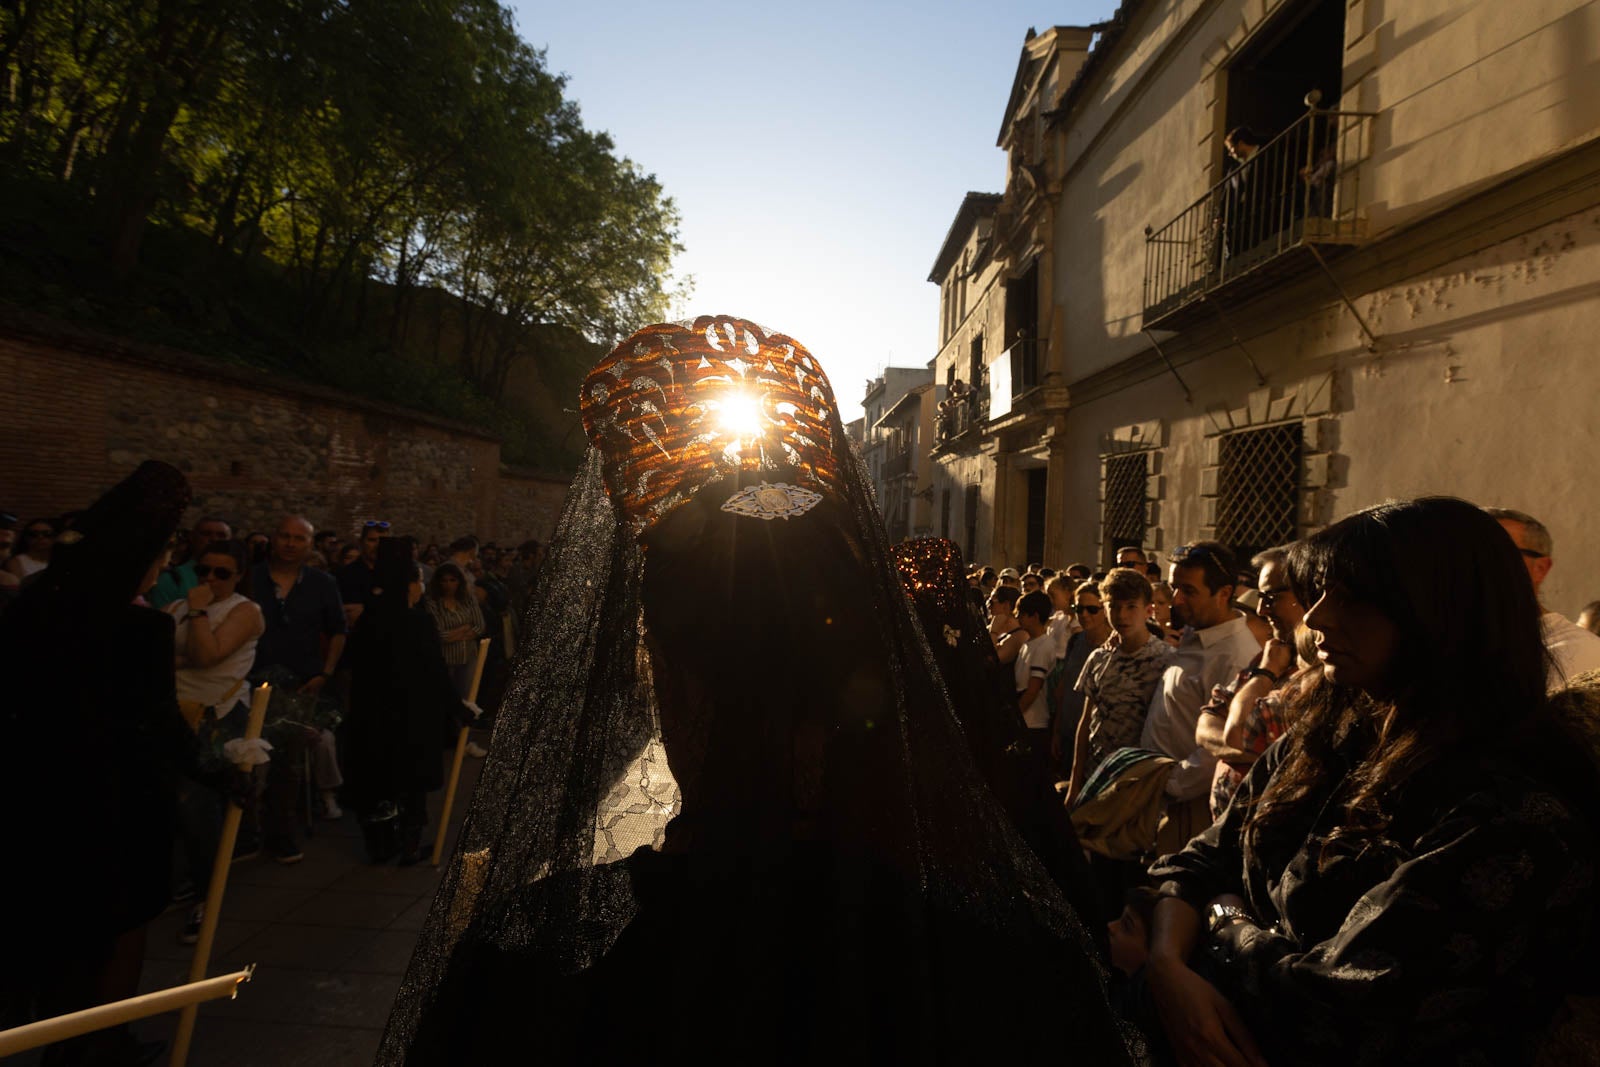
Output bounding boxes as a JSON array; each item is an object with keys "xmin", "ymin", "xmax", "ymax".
[{"xmin": 17, "ymin": 761, "xmax": 480, "ymax": 1067}]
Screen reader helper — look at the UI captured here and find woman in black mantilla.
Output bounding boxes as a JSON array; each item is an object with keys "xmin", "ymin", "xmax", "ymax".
[
  {"xmin": 377, "ymin": 317, "xmax": 1143, "ymax": 1064},
  {"xmin": 0, "ymin": 461, "xmax": 205, "ymax": 1066},
  {"xmin": 342, "ymin": 538, "xmax": 470, "ymax": 864},
  {"xmin": 892, "ymin": 536, "xmax": 1100, "ymax": 926}
]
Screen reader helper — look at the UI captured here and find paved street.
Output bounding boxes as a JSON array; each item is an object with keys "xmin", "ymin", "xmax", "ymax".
[{"xmin": 16, "ymin": 759, "xmax": 481, "ymax": 1067}]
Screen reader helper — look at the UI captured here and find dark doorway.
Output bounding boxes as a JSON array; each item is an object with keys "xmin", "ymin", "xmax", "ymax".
[
  {"xmin": 1005, "ymin": 262, "xmax": 1040, "ymax": 395},
  {"xmin": 1225, "ymin": 0, "xmax": 1344, "ymax": 144},
  {"xmin": 964, "ymin": 484, "xmax": 980, "ymax": 561},
  {"xmin": 1025, "ymin": 468, "xmax": 1047, "ymax": 568}
]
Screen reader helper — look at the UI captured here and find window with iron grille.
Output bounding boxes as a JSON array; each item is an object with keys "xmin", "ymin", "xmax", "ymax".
[
  {"xmin": 1216, "ymin": 423, "xmax": 1301, "ymax": 562},
  {"xmin": 1102, "ymin": 452, "xmax": 1149, "ymax": 560}
]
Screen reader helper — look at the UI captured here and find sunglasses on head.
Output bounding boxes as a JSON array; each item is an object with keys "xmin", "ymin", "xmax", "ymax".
[
  {"xmin": 1170, "ymin": 543, "xmax": 1214, "ymax": 564},
  {"xmin": 1073, "ymin": 604, "xmax": 1103, "ymax": 615},
  {"xmin": 364, "ymin": 520, "xmax": 391, "ymax": 530},
  {"xmin": 194, "ymin": 564, "xmax": 235, "ymax": 580}
]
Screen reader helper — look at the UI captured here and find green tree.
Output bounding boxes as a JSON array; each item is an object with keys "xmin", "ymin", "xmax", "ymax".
[{"xmin": 0, "ymin": 0, "xmax": 682, "ymax": 464}]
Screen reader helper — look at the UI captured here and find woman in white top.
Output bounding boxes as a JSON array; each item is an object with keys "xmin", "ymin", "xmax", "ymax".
[
  {"xmin": 171, "ymin": 541, "xmax": 264, "ymax": 716},
  {"xmin": 166, "ymin": 539, "xmax": 264, "ymax": 943}
]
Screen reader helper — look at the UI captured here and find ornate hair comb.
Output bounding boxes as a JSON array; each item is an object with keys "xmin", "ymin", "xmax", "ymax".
[{"xmin": 580, "ymin": 316, "xmax": 844, "ymax": 539}]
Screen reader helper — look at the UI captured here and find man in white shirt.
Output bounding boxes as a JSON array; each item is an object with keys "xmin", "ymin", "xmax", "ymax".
[
  {"xmin": 1014, "ymin": 591, "xmax": 1055, "ymax": 731},
  {"xmin": 1486, "ymin": 507, "xmax": 1600, "ymax": 689},
  {"xmin": 1140, "ymin": 542, "xmax": 1262, "ymax": 815}
]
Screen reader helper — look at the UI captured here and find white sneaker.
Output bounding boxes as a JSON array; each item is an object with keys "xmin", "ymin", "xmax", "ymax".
[
  {"xmin": 321, "ymin": 795, "xmax": 343, "ymax": 820},
  {"xmin": 465, "ymin": 742, "xmax": 488, "ymax": 758}
]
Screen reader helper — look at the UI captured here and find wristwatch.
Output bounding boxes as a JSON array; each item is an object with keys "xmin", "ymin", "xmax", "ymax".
[
  {"xmin": 1207, "ymin": 902, "xmax": 1252, "ymax": 936},
  {"xmin": 1244, "ymin": 666, "xmax": 1280, "ymax": 684}
]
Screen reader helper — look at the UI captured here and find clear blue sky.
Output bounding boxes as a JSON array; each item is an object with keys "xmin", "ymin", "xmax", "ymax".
[{"xmin": 509, "ymin": 0, "xmax": 1116, "ymax": 421}]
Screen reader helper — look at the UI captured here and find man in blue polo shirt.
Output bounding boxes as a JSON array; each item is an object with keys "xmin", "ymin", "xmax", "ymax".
[{"xmin": 249, "ymin": 514, "xmax": 347, "ymax": 862}]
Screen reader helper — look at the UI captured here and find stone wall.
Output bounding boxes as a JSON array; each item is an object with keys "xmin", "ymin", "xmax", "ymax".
[{"xmin": 0, "ymin": 316, "xmax": 571, "ymax": 546}]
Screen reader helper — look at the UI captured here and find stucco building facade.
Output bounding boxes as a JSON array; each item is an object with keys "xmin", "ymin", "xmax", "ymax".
[
  {"xmin": 874, "ymin": 381, "xmax": 941, "ymax": 542},
  {"xmin": 860, "ymin": 366, "xmax": 935, "ymax": 526},
  {"xmin": 931, "ymin": 0, "xmax": 1600, "ymax": 616}
]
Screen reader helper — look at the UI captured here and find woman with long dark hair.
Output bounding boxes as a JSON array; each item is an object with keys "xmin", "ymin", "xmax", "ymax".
[
  {"xmin": 376, "ymin": 317, "xmax": 1140, "ymax": 1064},
  {"xmin": 423, "ymin": 561, "xmax": 484, "ymax": 698},
  {"xmin": 1146, "ymin": 497, "xmax": 1598, "ymax": 1066}
]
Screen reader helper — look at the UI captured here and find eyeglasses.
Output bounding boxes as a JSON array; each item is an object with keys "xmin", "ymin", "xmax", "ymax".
[
  {"xmin": 364, "ymin": 520, "xmax": 391, "ymax": 530},
  {"xmin": 193, "ymin": 565, "xmax": 235, "ymax": 580},
  {"xmin": 26, "ymin": 528, "xmax": 53, "ymax": 538},
  {"xmin": 1258, "ymin": 587, "xmax": 1296, "ymax": 610},
  {"xmin": 1072, "ymin": 604, "xmax": 1104, "ymax": 615},
  {"xmin": 1518, "ymin": 548, "xmax": 1548, "ymax": 560}
]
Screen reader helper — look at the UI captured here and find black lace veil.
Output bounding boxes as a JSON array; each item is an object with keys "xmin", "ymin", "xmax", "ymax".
[
  {"xmin": 377, "ymin": 319, "xmax": 1144, "ymax": 1063},
  {"xmin": 893, "ymin": 536, "xmax": 1101, "ymax": 926}
]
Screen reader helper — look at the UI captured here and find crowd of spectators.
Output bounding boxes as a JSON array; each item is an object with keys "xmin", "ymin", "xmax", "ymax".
[
  {"xmin": 0, "ymin": 501, "xmax": 546, "ymax": 950},
  {"xmin": 5, "ymin": 477, "xmax": 1600, "ymax": 1063},
  {"xmin": 961, "ymin": 502, "xmax": 1600, "ymax": 1063}
]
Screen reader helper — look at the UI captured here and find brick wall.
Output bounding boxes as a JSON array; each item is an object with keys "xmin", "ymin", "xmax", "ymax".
[{"xmin": 0, "ymin": 319, "xmax": 572, "ymax": 546}]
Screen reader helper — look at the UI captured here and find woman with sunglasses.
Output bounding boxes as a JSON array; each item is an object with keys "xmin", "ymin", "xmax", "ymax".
[
  {"xmin": 166, "ymin": 539, "xmax": 265, "ymax": 941},
  {"xmin": 5, "ymin": 517, "xmax": 58, "ymax": 581}
]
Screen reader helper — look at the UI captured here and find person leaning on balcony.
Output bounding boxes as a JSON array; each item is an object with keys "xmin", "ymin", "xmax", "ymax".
[{"xmin": 1217, "ymin": 126, "xmax": 1266, "ymax": 264}]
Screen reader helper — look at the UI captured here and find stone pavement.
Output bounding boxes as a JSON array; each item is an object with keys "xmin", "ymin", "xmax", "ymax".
[{"xmin": 18, "ymin": 759, "xmax": 481, "ymax": 1067}]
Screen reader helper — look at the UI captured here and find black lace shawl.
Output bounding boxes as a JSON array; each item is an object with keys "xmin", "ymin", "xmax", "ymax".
[{"xmin": 376, "ymin": 440, "xmax": 1145, "ymax": 1063}]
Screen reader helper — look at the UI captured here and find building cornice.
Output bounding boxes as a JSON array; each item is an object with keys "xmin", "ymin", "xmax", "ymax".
[{"xmin": 928, "ymin": 192, "xmax": 1003, "ymax": 283}]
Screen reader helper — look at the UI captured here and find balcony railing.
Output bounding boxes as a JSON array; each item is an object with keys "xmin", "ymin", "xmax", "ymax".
[
  {"xmin": 933, "ymin": 384, "xmax": 991, "ymax": 447},
  {"xmin": 1143, "ymin": 107, "xmax": 1376, "ymax": 329},
  {"xmin": 1006, "ymin": 338, "xmax": 1042, "ymax": 398},
  {"xmin": 882, "ymin": 448, "xmax": 913, "ymax": 480}
]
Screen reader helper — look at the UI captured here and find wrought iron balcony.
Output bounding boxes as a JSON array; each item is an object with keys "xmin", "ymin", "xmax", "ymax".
[
  {"xmin": 882, "ymin": 448, "xmax": 914, "ymax": 480},
  {"xmin": 1143, "ymin": 107, "xmax": 1377, "ymax": 330},
  {"xmin": 933, "ymin": 384, "xmax": 991, "ymax": 447},
  {"xmin": 1005, "ymin": 338, "xmax": 1042, "ymax": 399}
]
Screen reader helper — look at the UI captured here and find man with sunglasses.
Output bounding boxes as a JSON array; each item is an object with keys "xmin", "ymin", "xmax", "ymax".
[
  {"xmin": 148, "ymin": 516, "xmax": 232, "ymax": 609},
  {"xmin": 1196, "ymin": 544, "xmax": 1307, "ymax": 820},
  {"xmin": 1486, "ymin": 507, "xmax": 1600, "ymax": 688},
  {"xmin": 338, "ymin": 520, "xmax": 390, "ymax": 626}
]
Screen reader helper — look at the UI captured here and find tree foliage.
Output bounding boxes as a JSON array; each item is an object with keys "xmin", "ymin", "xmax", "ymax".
[{"xmin": 0, "ymin": 0, "xmax": 682, "ymax": 461}]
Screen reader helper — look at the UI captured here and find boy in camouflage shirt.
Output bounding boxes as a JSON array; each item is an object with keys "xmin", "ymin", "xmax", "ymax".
[{"xmin": 1066, "ymin": 567, "xmax": 1176, "ymax": 803}]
